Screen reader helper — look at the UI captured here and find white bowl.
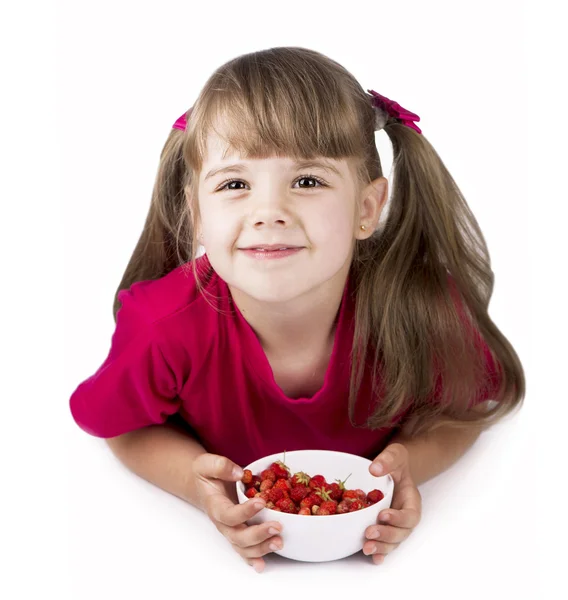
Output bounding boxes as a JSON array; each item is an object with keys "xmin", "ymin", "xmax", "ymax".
[{"xmin": 235, "ymin": 449, "xmax": 394, "ymax": 563}]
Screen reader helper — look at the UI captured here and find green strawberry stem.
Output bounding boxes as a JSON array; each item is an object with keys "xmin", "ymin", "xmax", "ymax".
[{"xmin": 335, "ymin": 473, "xmax": 352, "ymax": 490}]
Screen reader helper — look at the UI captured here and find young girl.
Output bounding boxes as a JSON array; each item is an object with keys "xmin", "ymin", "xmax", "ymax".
[{"xmin": 69, "ymin": 46, "xmax": 525, "ymax": 573}]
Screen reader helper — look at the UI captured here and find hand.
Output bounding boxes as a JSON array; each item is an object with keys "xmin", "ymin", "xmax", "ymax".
[
  {"xmin": 365, "ymin": 443, "xmax": 422, "ymax": 565},
  {"xmin": 192, "ymin": 453, "xmax": 284, "ymax": 573}
]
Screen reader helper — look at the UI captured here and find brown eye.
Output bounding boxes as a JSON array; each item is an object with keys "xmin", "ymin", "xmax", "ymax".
[{"xmin": 216, "ymin": 174, "xmax": 327, "ymax": 192}]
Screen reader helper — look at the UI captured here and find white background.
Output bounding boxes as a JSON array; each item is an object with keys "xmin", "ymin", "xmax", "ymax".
[{"xmin": 1, "ymin": 0, "xmax": 563, "ymax": 597}]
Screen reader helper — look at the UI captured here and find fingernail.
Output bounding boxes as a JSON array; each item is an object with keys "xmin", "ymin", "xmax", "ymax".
[
  {"xmin": 268, "ymin": 527, "xmax": 280, "ymax": 535},
  {"xmin": 269, "ymin": 542, "xmax": 281, "ymax": 551},
  {"xmin": 372, "ymin": 463, "xmax": 383, "ymax": 475},
  {"xmin": 254, "ymin": 501, "xmax": 266, "ymax": 510},
  {"xmin": 365, "ymin": 544, "xmax": 377, "ymax": 555},
  {"xmin": 233, "ymin": 467, "xmax": 244, "ymax": 479}
]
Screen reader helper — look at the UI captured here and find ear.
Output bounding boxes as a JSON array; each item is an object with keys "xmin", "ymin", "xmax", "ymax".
[{"xmin": 354, "ymin": 176, "xmax": 388, "ymax": 240}]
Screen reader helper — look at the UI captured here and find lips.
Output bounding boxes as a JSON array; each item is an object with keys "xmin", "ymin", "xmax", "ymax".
[{"xmin": 240, "ymin": 245, "xmax": 303, "ymax": 251}]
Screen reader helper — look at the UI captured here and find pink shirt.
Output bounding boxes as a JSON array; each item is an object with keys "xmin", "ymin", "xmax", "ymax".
[{"xmin": 69, "ymin": 254, "xmax": 499, "ymax": 468}]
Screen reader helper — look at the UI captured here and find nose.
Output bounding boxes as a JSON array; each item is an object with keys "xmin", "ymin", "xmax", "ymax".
[{"xmin": 248, "ymin": 187, "xmax": 292, "ymax": 229}]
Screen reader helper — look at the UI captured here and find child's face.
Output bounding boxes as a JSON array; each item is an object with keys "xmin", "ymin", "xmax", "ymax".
[{"xmin": 195, "ymin": 130, "xmax": 375, "ymax": 303}]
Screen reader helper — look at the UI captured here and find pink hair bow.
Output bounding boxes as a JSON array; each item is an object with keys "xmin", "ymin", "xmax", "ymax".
[{"xmin": 367, "ymin": 89, "xmax": 422, "ymax": 134}]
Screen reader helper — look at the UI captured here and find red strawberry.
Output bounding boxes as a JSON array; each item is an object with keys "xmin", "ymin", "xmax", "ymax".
[
  {"xmin": 275, "ymin": 497, "xmax": 297, "ymax": 514},
  {"xmin": 298, "ymin": 507, "xmax": 311, "ymax": 516},
  {"xmin": 330, "ymin": 473, "xmax": 352, "ymax": 500},
  {"xmin": 328, "ymin": 483, "xmax": 344, "ymax": 502},
  {"xmin": 260, "ymin": 479, "xmax": 274, "ymax": 492},
  {"xmin": 355, "ymin": 489, "xmax": 367, "ymax": 501},
  {"xmin": 269, "ymin": 451, "xmax": 291, "ymax": 480},
  {"xmin": 317, "ymin": 507, "xmax": 332, "ymax": 515},
  {"xmin": 260, "ymin": 469, "xmax": 276, "ymax": 483},
  {"xmin": 267, "ymin": 487, "xmax": 287, "ymax": 504},
  {"xmin": 290, "ymin": 485, "xmax": 310, "ymax": 503},
  {"xmin": 300, "ymin": 493, "xmax": 322, "ymax": 511},
  {"xmin": 367, "ymin": 489, "xmax": 385, "ymax": 504},
  {"xmin": 309, "ymin": 474, "xmax": 327, "ymax": 490},
  {"xmin": 245, "ymin": 475, "xmax": 260, "ymax": 490},
  {"xmin": 273, "ymin": 478, "xmax": 291, "ymax": 492},
  {"xmin": 245, "ymin": 487, "xmax": 258, "ymax": 499},
  {"xmin": 348, "ymin": 499, "xmax": 365, "ymax": 512},
  {"xmin": 291, "ymin": 472, "xmax": 311, "ymax": 487},
  {"xmin": 241, "ymin": 469, "xmax": 253, "ymax": 485},
  {"xmin": 319, "ymin": 500, "xmax": 338, "ymax": 514},
  {"xmin": 342, "ymin": 490, "xmax": 359, "ymax": 502},
  {"xmin": 336, "ymin": 500, "xmax": 351, "ymax": 514}
]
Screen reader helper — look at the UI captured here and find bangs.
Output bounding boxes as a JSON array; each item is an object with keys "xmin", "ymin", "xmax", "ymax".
[{"xmin": 183, "ymin": 50, "xmax": 374, "ymax": 179}]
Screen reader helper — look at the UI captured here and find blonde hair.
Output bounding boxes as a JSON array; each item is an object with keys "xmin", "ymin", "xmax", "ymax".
[{"xmin": 113, "ymin": 46, "xmax": 525, "ymax": 437}]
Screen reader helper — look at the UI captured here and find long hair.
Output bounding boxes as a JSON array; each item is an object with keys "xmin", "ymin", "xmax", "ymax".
[{"xmin": 113, "ymin": 46, "xmax": 525, "ymax": 437}]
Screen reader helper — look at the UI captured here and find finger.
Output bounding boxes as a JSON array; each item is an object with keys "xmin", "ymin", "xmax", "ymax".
[
  {"xmin": 244, "ymin": 556, "xmax": 266, "ymax": 573},
  {"xmin": 363, "ymin": 539, "xmax": 399, "ymax": 556},
  {"xmin": 378, "ymin": 485, "xmax": 422, "ymax": 529},
  {"xmin": 365, "ymin": 522, "xmax": 413, "ymax": 545},
  {"xmin": 232, "ymin": 531, "xmax": 284, "ymax": 559},
  {"xmin": 370, "ymin": 443, "xmax": 408, "ymax": 477},
  {"xmin": 217, "ymin": 518, "xmax": 284, "ymax": 551},
  {"xmin": 194, "ymin": 453, "xmax": 244, "ymax": 483},
  {"xmin": 208, "ymin": 494, "xmax": 267, "ymax": 527}
]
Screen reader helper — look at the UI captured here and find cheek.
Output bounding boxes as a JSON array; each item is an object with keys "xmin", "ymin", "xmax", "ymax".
[
  {"xmin": 309, "ymin": 205, "xmax": 354, "ymax": 246},
  {"xmin": 200, "ymin": 208, "xmax": 238, "ymax": 246}
]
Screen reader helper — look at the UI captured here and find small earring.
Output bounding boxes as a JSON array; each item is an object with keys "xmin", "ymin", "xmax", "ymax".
[{"xmin": 360, "ymin": 225, "xmax": 367, "ymax": 231}]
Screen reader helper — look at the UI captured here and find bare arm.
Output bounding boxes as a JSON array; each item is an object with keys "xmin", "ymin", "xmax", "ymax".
[
  {"xmin": 389, "ymin": 400, "xmax": 492, "ymax": 486},
  {"xmin": 105, "ymin": 419, "xmax": 216, "ymax": 511}
]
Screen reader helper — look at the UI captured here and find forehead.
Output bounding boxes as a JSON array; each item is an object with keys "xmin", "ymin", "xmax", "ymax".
[{"xmin": 201, "ymin": 130, "xmax": 352, "ymax": 179}]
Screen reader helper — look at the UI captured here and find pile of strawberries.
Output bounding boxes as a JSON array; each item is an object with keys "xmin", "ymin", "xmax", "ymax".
[{"xmin": 241, "ymin": 453, "xmax": 384, "ymax": 515}]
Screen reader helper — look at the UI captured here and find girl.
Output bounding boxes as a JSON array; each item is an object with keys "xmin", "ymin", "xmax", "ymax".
[{"xmin": 69, "ymin": 46, "xmax": 525, "ymax": 573}]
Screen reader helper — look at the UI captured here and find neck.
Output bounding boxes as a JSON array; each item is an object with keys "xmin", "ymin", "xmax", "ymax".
[{"xmin": 229, "ymin": 263, "xmax": 350, "ymax": 358}]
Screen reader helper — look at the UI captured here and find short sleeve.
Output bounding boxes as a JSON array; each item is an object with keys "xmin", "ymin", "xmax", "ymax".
[{"xmin": 69, "ymin": 287, "xmax": 181, "ymax": 438}]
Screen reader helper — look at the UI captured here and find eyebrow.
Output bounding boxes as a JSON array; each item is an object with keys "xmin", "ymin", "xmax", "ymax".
[{"xmin": 204, "ymin": 160, "xmax": 342, "ymax": 181}]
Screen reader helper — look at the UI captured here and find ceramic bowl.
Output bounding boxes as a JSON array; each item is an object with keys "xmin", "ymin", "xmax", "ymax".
[{"xmin": 235, "ymin": 449, "xmax": 394, "ymax": 562}]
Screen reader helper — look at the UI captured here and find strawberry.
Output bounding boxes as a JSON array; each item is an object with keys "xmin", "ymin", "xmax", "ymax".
[
  {"xmin": 269, "ymin": 451, "xmax": 291, "ymax": 480},
  {"xmin": 275, "ymin": 497, "xmax": 297, "ymax": 514},
  {"xmin": 267, "ymin": 486, "xmax": 287, "ymax": 504},
  {"xmin": 245, "ymin": 487, "xmax": 258, "ymax": 499},
  {"xmin": 355, "ymin": 489, "xmax": 367, "ymax": 501},
  {"xmin": 273, "ymin": 478, "xmax": 291, "ymax": 492},
  {"xmin": 298, "ymin": 507, "xmax": 311, "ymax": 516},
  {"xmin": 330, "ymin": 473, "xmax": 352, "ymax": 500},
  {"xmin": 309, "ymin": 474, "xmax": 327, "ymax": 490},
  {"xmin": 260, "ymin": 469, "xmax": 276, "ymax": 483},
  {"xmin": 291, "ymin": 472, "xmax": 311, "ymax": 487},
  {"xmin": 260, "ymin": 479, "xmax": 274, "ymax": 492},
  {"xmin": 299, "ymin": 493, "xmax": 322, "ymax": 511},
  {"xmin": 319, "ymin": 500, "xmax": 338, "ymax": 514},
  {"xmin": 241, "ymin": 469, "xmax": 253, "ymax": 485},
  {"xmin": 290, "ymin": 485, "xmax": 310, "ymax": 503},
  {"xmin": 342, "ymin": 489, "xmax": 359, "ymax": 502},
  {"xmin": 243, "ymin": 474, "xmax": 261, "ymax": 490},
  {"xmin": 336, "ymin": 500, "xmax": 351, "ymax": 514},
  {"xmin": 367, "ymin": 489, "xmax": 385, "ymax": 504},
  {"xmin": 327, "ymin": 483, "xmax": 344, "ymax": 502},
  {"xmin": 348, "ymin": 499, "xmax": 365, "ymax": 512},
  {"xmin": 317, "ymin": 507, "xmax": 332, "ymax": 515},
  {"xmin": 256, "ymin": 491, "xmax": 270, "ymax": 503}
]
